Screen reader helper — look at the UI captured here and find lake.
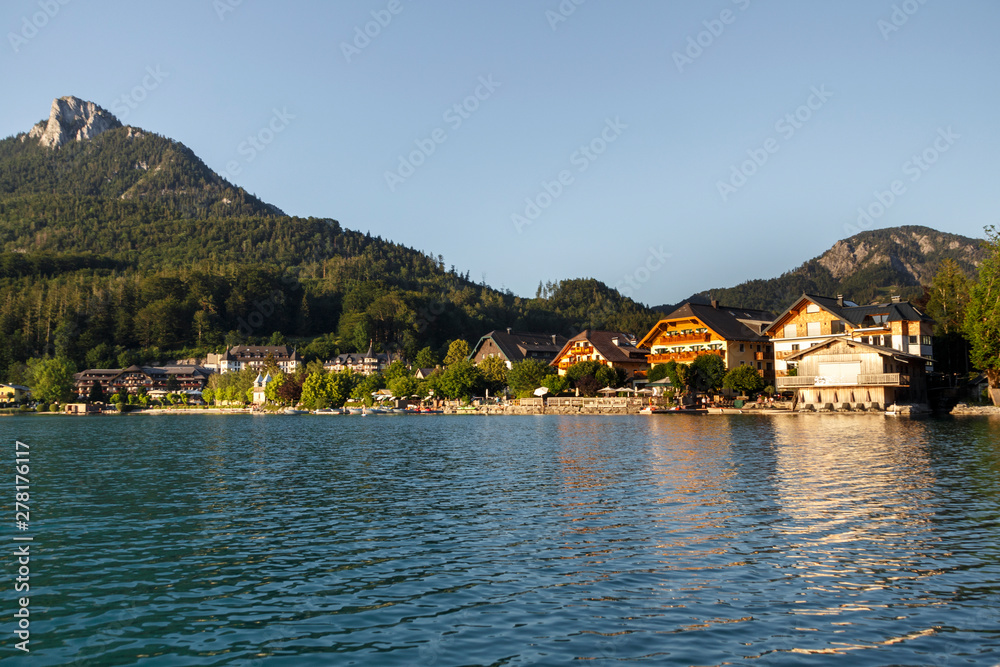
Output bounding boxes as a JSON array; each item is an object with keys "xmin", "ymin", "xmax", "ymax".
[{"xmin": 2, "ymin": 413, "xmax": 999, "ymax": 665}]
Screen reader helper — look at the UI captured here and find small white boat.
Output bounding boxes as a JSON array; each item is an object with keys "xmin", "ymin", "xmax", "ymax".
[
  {"xmin": 283, "ymin": 407, "xmax": 309, "ymax": 415},
  {"xmin": 347, "ymin": 407, "xmax": 363, "ymax": 415},
  {"xmin": 314, "ymin": 408, "xmax": 342, "ymax": 415}
]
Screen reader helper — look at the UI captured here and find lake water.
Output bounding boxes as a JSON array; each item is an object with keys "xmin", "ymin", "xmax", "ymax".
[{"xmin": 2, "ymin": 413, "xmax": 1000, "ymax": 665}]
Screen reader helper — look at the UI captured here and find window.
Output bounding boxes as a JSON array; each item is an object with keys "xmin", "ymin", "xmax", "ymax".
[
  {"xmin": 783, "ymin": 324, "xmax": 796, "ymax": 338},
  {"xmin": 806, "ymin": 322, "xmax": 821, "ymax": 336},
  {"xmin": 791, "ymin": 344, "xmax": 800, "ymax": 351},
  {"xmin": 756, "ymin": 345, "xmax": 761, "ymax": 352},
  {"xmin": 922, "ymin": 335, "xmax": 932, "ymax": 346},
  {"xmin": 766, "ymin": 362, "xmax": 773, "ymax": 371},
  {"xmin": 740, "ymin": 360, "xmax": 746, "ymax": 366},
  {"xmin": 757, "ymin": 362, "xmax": 762, "ymax": 370},
  {"xmin": 831, "ymin": 320, "xmax": 845, "ymax": 334},
  {"xmin": 806, "ymin": 304, "xmax": 821, "ymax": 313},
  {"xmin": 861, "ymin": 336, "xmax": 869, "ymax": 344},
  {"xmin": 765, "ymin": 345, "xmax": 772, "ymax": 353},
  {"xmin": 739, "ymin": 344, "xmax": 745, "ymax": 352},
  {"xmin": 908, "ymin": 335, "xmax": 917, "ymax": 344}
]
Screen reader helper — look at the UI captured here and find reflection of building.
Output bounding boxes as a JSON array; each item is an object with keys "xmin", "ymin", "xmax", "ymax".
[
  {"xmin": 470, "ymin": 329, "xmax": 568, "ymax": 368},
  {"xmin": 73, "ymin": 366, "xmax": 213, "ymax": 396},
  {"xmin": 550, "ymin": 330, "xmax": 649, "ymax": 383},
  {"xmin": 324, "ymin": 342, "xmax": 402, "ymax": 375},
  {"xmin": 638, "ymin": 301, "xmax": 775, "ymax": 383},
  {"xmin": 206, "ymin": 346, "xmax": 302, "ymax": 374},
  {"xmin": 776, "ymin": 338, "xmax": 928, "ymax": 410},
  {"xmin": 766, "ymin": 294, "xmax": 934, "ymax": 377}
]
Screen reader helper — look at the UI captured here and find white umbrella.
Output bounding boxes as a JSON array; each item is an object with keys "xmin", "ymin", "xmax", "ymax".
[
  {"xmin": 598, "ymin": 387, "xmax": 618, "ymax": 394},
  {"xmin": 533, "ymin": 387, "xmax": 550, "ymax": 396}
]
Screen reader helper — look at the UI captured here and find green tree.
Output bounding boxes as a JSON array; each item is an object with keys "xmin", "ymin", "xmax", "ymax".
[
  {"xmin": 388, "ymin": 375, "xmax": 420, "ymax": 398},
  {"xmin": 540, "ymin": 374, "xmax": 569, "ymax": 395},
  {"xmin": 927, "ymin": 258, "xmax": 971, "ymax": 335},
  {"xmin": 477, "ymin": 356, "xmax": 508, "ymax": 394},
  {"xmin": 383, "ymin": 360, "xmax": 413, "ymax": 382},
  {"xmin": 690, "ymin": 354, "xmax": 726, "ymax": 393},
  {"xmin": 648, "ymin": 364, "xmax": 671, "ymax": 383},
  {"xmin": 201, "ymin": 387, "xmax": 215, "ymax": 405},
  {"xmin": 87, "ymin": 381, "xmax": 106, "ymax": 404},
  {"xmin": 723, "ymin": 365, "xmax": 765, "ymax": 396},
  {"xmin": 444, "ymin": 339, "xmax": 471, "ymax": 366},
  {"xmin": 27, "ymin": 357, "xmax": 76, "ymax": 404},
  {"xmin": 965, "ymin": 225, "xmax": 1000, "ymax": 403},
  {"xmin": 437, "ymin": 360, "xmax": 484, "ymax": 400},
  {"xmin": 508, "ymin": 359, "xmax": 551, "ymax": 397},
  {"xmin": 414, "ymin": 346, "xmax": 440, "ymax": 368}
]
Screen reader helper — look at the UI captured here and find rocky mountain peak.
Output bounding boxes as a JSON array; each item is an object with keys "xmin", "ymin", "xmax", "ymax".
[{"xmin": 27, "ymin": 96, "xmax": 122, "ymax": 148}]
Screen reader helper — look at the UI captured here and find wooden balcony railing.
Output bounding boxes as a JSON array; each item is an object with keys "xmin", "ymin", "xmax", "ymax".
[
  {"xmin": 648, "ymin": 349, "xmax": 724, "ymax": 364},
  {"xmin": 777, "ymin": 373, "xmax": 910, "ymax": 389},
  {"xmin": 653, "ymin": 332, "xmax": 712, "ymax": 345}
]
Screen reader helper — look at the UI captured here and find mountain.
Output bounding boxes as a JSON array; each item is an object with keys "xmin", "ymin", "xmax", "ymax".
[
  {"xmin": 2, "ymin": 95, "xmax": 279, "ymax": 218},
  {"xmin": 653, "ymin": 226, "xmax": 985, "ymax": 313},
  {"xmin": 0, "ymin": 97, "xmax": 661, "ymax": 378}
]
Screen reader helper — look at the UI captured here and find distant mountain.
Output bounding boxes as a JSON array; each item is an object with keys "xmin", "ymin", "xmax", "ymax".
[
  {"xmin": 653, "ymin": 226, "xmax": 985, "ymax": 313},
  {"xmin": 0, "ymin": 97, "xmax": 661, "ymax": 374},
  {"xmin": 2, "ymin": 95, "xmax": 279, "ymax": 218}
]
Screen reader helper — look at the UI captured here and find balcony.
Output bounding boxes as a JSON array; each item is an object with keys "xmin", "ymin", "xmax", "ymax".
[
  {"xmin": 648, "ymin": 349, "xmax": 724, "ymax": 364},
  {"xmin": 776, "ymin": 373, "xmax": 910, "ymax": 389},
  {"xmin": 755, "ymin": 352, "xmax": 765, "ymax": 360},
  {"xmin": 653, "ymin": 332, "xmax": 712, "ymax": 345}
]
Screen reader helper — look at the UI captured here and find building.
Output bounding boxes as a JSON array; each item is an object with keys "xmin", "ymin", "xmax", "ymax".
[
  {"xmin": 469, "ymin": 329, "xmax": 568, "ymax": 368},
  {"xmin": 765, "ymin": 294, "xmax": 934, "ymax": 377},
  {"xmin": 324, "ymin": 342, "xmax": 403, "ymax": 375},
  {"xmin": 0, "ymin": 384, "xmax": 31, "ymax": 405},
  {"xmin": 251, "ymin": 373, "xmax": 274, "ymax": 405},
  {"xmin": 74, "ymin": 365, "xmax": 214, "ymax": 397},
  {"xmin": 775, "ymin": 338, "xmax": 929, "ymax": 411},
  {"xmin": 638, "ymin": 301, "xmax": 776, "ymax": 384},
  {"xmin": 550, "ymin": 330, "xmax": 650, "ymax": 384},
  {"xmin": 206, "ymin": 345, "xmax": 303, "ymax": 374}
]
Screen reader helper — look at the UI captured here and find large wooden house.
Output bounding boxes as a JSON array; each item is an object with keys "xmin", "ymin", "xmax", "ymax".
[
  {"xmin": 637, "ymin": 301, "xmax": 776, "ymax": 383},
  {"xmin": 775, "ymin": 338, "xmax": 929, "ymax": 411},
  {"xmin": 73, "ymin": 365, "xmax": 213, "ymax": 397},
  {"xmin": 766, "ymin": 294, "xmax": 934, "ymax": 377},
  {"xmin": 469, "ymin": 329, "xmax": 567, "ymax": 368},
  {"xmin": 550, "ymin": 330, "xmax": 650, "ymax": 383}
]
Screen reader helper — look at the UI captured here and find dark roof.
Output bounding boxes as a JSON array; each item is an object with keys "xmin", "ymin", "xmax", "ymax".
[
  {"xmin": 767, "ymin": 294, "xmax": 933, "ymax": 333},
  {"xmin": 552, "ymin": 330, "xmax": 649, "ymax": 366},
  {"xmin": 784, "ymin": 337, "xmax": 927, "ymax": 363},
  {"xmin": 225, "ymin": 345, "xmax": 301, "ymax": 361},
  {"xmin": 640, "ymin": 302, "xmax": 774, "ymax": 347},
  {"xmin": 470, "ymin": 330, "xmax": 568, "ymax": 363}
]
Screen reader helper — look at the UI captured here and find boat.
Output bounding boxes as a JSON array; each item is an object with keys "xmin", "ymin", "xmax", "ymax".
[
  {"xmin": 283, "ymin": 407, "xmax": 309, "ymax": 415},
  {"xmin": 313, "ymin": 408, "xmax": 342, "ymax": 415},
  {"xmin": 347, "ymin": 407, "xmax": 363, "ymax": 415}
]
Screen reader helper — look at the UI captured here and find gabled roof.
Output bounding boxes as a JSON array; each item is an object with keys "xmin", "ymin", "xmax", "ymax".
[
  {"xmin": 551, "ymin": 330, "xmax": 649, "ymax": 367},
  {"xmin": 783, "ymin": 337, "xmax": 927, "ymax": 364},
  {"xmin": 224, "ymin": 345, "xmax": 300, "ymax": 361},
  {"xmin": 470, "ymin": 330, "xmax": 568, "ymax": 363},
  {"xmin": 639, "ymin": 302, "xmax": 774, "ymax": 348},
  {"xmin": 766, "ymin": 294, "xmax": 932, "ymax": 334}
]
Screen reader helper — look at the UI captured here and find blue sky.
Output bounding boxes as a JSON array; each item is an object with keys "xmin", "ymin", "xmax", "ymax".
[{"xmin": 3, "ymin": 0, "xmax": 998, "ymax": 306}]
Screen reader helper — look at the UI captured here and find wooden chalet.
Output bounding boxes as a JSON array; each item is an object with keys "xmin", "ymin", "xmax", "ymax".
[
  {"xmin": 766, "ymin": 294, "xmax": 934, "ymax": 377},
  {"xmin": 469, "ymin": 329, "xmax": 567, "ymax": 368},
  {"xmin": 73, "ymin": 365, "xmax": 213, "ymax": 397},
  {"xmin": 776, "ymin": 338, "xmax": 929, "ymax": 411},
  {"xmin": 637, "ymin": 301, "xmax": 775, "ymax": 383},
  {"xmin": 550, "ymin": 330, "xmax": 650, "ymax": 383}
]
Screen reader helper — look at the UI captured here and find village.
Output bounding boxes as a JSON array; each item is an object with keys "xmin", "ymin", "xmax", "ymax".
[{"xmin": 0, "ymin": 291, "xmax": 966, "ymax": 418}]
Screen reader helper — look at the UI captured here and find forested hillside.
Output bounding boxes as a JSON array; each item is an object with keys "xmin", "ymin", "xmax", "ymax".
[
  {"xmin": 688, "ymin": 226, "xmax": 985, "ymax": 312},
  {"xmin": 0, "ymin": 110, "xmax": 661, "ymax": 381}
]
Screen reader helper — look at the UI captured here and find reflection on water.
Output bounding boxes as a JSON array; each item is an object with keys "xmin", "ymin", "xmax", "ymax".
[{"xmin": 2, "ymin": 414, "xmax": 999, "ymax": 666}]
